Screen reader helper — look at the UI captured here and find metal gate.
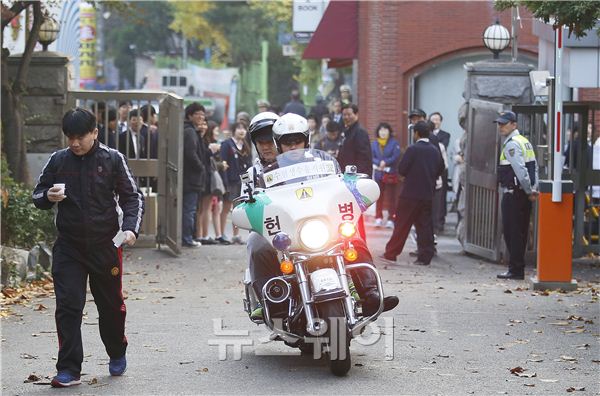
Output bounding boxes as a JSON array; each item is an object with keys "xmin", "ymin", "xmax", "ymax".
[
  {"xmin": 464, "ymin": 99, "xmax": 505, "ymax": 261},
  {"xmin": 66, "ymin": 90, "xmax": 183, "ymax": 255},
  {"xmin": 513, "ymin": 102, "xmax": 600, "ymax": 258}
]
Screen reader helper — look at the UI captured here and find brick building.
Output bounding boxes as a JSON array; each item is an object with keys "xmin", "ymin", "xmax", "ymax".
[{"xmin": 304, "ymin": 1, "xmax": 539, "ymax": 147}]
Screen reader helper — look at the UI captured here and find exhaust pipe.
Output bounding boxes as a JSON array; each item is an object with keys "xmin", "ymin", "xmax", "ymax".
[{"xmin": 263, "ymin": 277, "xmax": 291, "ymax": 304}]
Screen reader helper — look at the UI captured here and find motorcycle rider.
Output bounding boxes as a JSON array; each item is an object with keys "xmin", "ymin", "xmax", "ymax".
[
  {"xmin": 249, "ymin": 113, "xmax": 398, "ymax": 319},
  {"xmin": 245, "ymin": 112, "xmax": 282, "ymax": 320}
]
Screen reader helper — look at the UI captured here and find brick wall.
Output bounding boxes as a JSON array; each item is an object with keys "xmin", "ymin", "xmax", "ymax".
[
  {"xmin": 357, "ymin": 1, "xmax": 538, "ymax": 146},
  {"xmin": 579, "ymin": 88, "xmax": 600, "ymax": 137}
]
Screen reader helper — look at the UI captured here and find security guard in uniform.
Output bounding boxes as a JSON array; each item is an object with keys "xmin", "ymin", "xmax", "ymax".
[{"xmin": 495, "ymin": 111, "xmax": 539, "ymax": 280}]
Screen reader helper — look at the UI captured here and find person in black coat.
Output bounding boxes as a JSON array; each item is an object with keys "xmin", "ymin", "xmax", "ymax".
[
  {"xmin": 282, "ymin": 89, "xmax": 306, "ymax": 117},
  {"xmin": 429, "ymin": 112, "xmax": 451, "ymax": 150},
  {"xmin": 337, "ymin": 103, "xmax": 373, "ymax": 241},
  {"xmin": 337, "ymin": 103, "xmax": 373, "ymax": 176},
  {"xmin": 118, "ymin": 109, "xmax": 146, "ymax": 160},
  {"xmin": 382, "ymin": 121, "xmax": 444, "ymax": 265},
  {"xmin": 181, "ymin": 103, "xmax": 207, "ymax": 247},
  {"xmin": 97, "ymin": 108, "xmax": 118, "ymax": 149}
]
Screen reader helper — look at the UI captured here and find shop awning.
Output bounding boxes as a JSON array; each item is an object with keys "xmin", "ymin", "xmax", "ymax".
[{"xmin": 302, "ymin": 0, "xmax": 358, "ymax": 66}]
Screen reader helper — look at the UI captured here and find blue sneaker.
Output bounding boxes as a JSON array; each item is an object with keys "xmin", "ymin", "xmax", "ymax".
[
  {"xmin": 51, "ymin": 371, "xmax": 81, "ymax": 388},
  {"xmin": 109, "ymin": 355, "xmax": 127, "ymax": 376}
]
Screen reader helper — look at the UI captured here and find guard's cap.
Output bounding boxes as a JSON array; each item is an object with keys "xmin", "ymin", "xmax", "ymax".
[
  {"xmin": 409, "ymin": 108, "xmax": 427, "ymax": 118},
  {"xmin": 494, "ymin": 111, "xmax": 517, "ymax": 124}
]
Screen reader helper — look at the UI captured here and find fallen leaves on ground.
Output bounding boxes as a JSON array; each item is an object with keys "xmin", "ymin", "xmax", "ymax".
[
  {"xmin": 559, "ymin": 355, "xmax": 578, "ymax": 362},
  {"xmin": 23, "ymin": 374, "xmax": 41, "ymax": 383},
  {"xmin": 509, "ymin": 366, "xmax": 536, "ymax": 378},
  {"xmin": 1, "ymin": 279, "xmax": 54, "ymax": 317},
  {"xmin": 564, "ymin": 328, "xmax": 585, "ymax": 334}
]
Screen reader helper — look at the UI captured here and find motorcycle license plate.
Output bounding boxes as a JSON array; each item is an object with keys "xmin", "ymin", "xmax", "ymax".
[{"xmin": 310, "ymin": 268, "xmax": 341, "ymax": 292}]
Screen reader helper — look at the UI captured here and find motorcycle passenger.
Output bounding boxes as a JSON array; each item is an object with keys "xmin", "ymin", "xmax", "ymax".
[{"xmin": 250, "ymin": 113, "xmax": 398, "ymax": 319}]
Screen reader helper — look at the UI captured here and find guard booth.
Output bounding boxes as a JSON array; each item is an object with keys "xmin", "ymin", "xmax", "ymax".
[
  {"xmin": 66, "ymin": 91, "xmax": 184, "ymax": 255},
  {"xmin": 461, "ymin": 60, "xmax": 535, "ymax": 262},
  {"xmin": 463, "ymin": 99, "xmax": 505, "ymax": 261}
]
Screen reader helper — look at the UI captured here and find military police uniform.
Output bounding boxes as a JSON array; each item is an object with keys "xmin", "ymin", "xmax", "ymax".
[{"xmin": 496, "ymin": 112, "xmax": 538, "ymax": 279}]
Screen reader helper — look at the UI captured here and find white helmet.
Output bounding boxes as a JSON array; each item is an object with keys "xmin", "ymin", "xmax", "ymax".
[
  {"xmin": 249, "ymin": 111, "xmax": 279, "ymax": 144},
  {"xmin": 272, "ymin": 113, "xmax": 310, "ymax": 153}
]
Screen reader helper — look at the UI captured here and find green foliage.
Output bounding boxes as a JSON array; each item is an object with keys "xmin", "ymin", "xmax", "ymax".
[
  {"xmin": 104, "ymin": 1, "xmax": 175, "ymax": 87},
  {"xmin": 495, "ymin": 1, "xmax": 600, "ymax": 38},
  {"xmin": 296, "ymin": 56, "xmax": 322, "ymax": 106},
  {"xmin": 1, "ymin": 156, "xmax": 56, "ymax": 250},
  {"xmin": 202, "ymin": 2, "xmax": 299, "ymax": 108}
]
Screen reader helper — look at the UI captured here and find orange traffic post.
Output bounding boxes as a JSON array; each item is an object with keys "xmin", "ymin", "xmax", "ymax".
[{"xmin": 532, "ymin": 180, "xmax": 577, "ymax": 291}]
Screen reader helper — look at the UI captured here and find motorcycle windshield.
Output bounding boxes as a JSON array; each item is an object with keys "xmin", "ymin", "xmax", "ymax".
[{"xmin": 261, "ymin": 149, "xmax": 341, "ymax": 188}]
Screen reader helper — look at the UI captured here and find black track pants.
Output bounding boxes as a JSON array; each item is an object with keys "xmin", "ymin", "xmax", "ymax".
[{"xmin": 52, "ymin": 238, "xmax": 127, "ymax": 375}]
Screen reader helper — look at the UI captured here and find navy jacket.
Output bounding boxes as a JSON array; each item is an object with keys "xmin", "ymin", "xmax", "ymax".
[
  {"xmin": 433, "ymin": 129, "xmax": 451, "ymax": 150},
  {"xmin": 283, "ymin": 100, "xmax": 306, "ymax": 117},
  {"xmin": 397, "ymin": 139, "xmax": 444, "ymax": 200},
  {"xmin": 32, "ymin": 142, "xmax": 145, "ymax": 244},
  {"xmin": 118, "ymin": 129, "xmax": 146, "ymax": 159},
  {"xmin": 371, "ymin": 138, "xmax": 401, "ymax": 182},
  {"xmin": 220, "ymin": 138, "xmax": 252, "ymax": 185}
]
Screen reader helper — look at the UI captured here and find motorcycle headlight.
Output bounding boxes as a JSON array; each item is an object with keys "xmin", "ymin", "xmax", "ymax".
[{"xmin": 299, "ymin": 219, "xmax": 330, "ymax": 251}]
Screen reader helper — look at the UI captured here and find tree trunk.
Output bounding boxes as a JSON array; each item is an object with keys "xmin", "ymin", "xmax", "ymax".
[
  {"xmin": 1, "ymin": 75, "xmax": 28, "ymax": 182},
  {"xmin": 1, "ymin": 1, "xmax": 42, "ymax": 185}
]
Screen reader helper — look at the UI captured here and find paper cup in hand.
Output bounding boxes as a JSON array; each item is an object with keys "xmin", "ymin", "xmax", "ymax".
[{"xmin": 53, "ymin": 183, "xmax": 66, "ymax": 195}]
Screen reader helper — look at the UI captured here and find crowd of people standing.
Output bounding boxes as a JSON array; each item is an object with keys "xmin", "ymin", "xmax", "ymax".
[
  {"xmin": 178, "ymin": 84, "xmax": 469, "ymax": 257},
  {"xmin": 91, "ymin": 84, "xmax": 467, "ymax": 252}
]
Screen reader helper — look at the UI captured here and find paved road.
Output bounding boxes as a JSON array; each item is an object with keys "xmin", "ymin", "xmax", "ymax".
[{"xmin": 2, "ymin": 221, "xmax": 599, "ymax": 395}]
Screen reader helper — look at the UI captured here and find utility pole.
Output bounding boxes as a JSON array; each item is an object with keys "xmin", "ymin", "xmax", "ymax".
[{"xmin": 260, "ymin": 40, "xmax": 269, "ymax": 101}]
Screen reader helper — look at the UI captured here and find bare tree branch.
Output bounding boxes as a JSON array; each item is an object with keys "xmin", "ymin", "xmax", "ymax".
[
  {"xmin": 13, "ymin": 1, "xmax": 41, "ymax": 93},
  {"xmin": 1, "ymin": 1, "xmax": 29, "ymax": 30}
]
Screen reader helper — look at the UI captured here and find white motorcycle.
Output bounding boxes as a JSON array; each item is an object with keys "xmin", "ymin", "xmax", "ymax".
[{"xmin": 232, "ymin": 149, "xmax": 386, "ymax": 376}]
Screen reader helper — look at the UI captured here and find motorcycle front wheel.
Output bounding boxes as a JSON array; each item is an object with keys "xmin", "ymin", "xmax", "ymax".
[{"xmin": 318, "ymin": 300, "xmax": 351, "ymax": 376}]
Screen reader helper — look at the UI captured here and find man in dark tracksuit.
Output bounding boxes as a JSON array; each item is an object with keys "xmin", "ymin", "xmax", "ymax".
[
  {"xmin": 382, "ymin": 121, "xmax": 444, "ymax": 265},
  {"xmin": 495, "ymin": 111, "xmax": 538, "ymax": 280},
  {"xmin": 33, "ymin": 108, "xmax": 144, "ymax": 387}
]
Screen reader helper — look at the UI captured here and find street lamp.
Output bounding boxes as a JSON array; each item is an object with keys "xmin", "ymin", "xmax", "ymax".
[
  {"xmin": 482, "ymin": 19, "xmax": 510, "ymax": 59},
  {"xmin": 38, "ymin": 14, "xmax": 60, "ymax": 51}
]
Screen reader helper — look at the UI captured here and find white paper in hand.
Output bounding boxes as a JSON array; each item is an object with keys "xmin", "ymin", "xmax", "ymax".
[{"xmin": 112, "ymin": 230, "xmax": 126, "ymax": 247}]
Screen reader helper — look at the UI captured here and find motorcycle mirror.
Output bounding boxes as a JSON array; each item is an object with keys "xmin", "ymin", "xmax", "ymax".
[{"xmin": 240, "ymin": 172, "xmax": 252, "ymax": 184}]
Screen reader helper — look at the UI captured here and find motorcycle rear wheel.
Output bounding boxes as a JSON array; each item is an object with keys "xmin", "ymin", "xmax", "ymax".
[{"xmin": 318, "ymin": 300, "xmax": 351, "ymax": 376}]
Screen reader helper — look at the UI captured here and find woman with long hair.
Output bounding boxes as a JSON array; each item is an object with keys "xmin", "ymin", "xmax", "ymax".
[
  {"xmin": 219, "ymin": 121, "xmax": 253, "ymax": 244},
  {"xmin": 195, "ymin": 119, "xmax": 225, "ymax": 244},
  {"xmin": 211, "ymin": 121, "xmax": 231, "ymax": 244},
  {"xmin": 371, "ymin": 122, "xmax": 401, "ymax": 228}
]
